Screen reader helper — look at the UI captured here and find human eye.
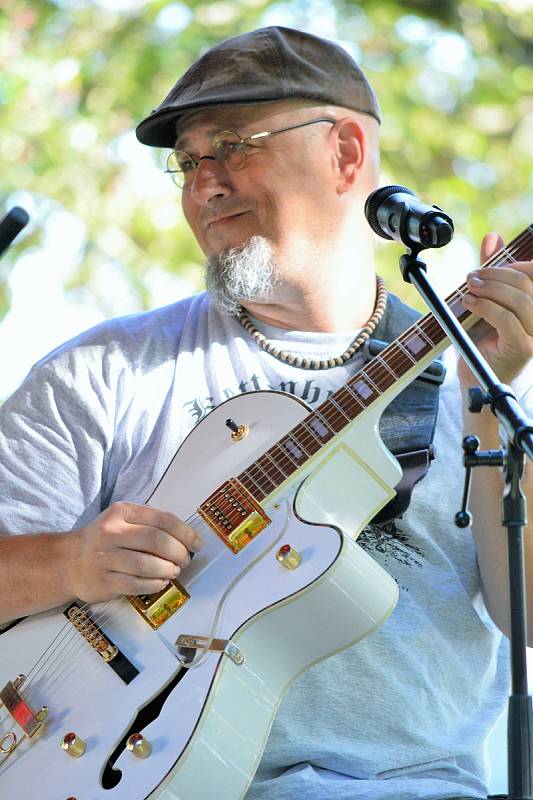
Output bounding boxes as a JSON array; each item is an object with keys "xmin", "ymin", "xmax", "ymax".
[
  {"xmin": 225, "ymin": 140, "xmax": 242, "ymax": 153},
  {"xmin": 177, "ymin": 154, "xmax": 196, "ymax": 174},
  {"xmin": 213, "ymin": 132, "xmax": 243, "ymax": 160}
]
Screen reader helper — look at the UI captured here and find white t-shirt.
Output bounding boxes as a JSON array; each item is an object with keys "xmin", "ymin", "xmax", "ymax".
[{"xmin": 0, "ymin": 292, "xmax": 530, "ymax": 800}]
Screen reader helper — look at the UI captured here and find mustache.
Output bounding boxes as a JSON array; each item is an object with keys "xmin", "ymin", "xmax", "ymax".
[{"xmin": 200, "ymin": 199, "xmax": 254, "ymax": 228}]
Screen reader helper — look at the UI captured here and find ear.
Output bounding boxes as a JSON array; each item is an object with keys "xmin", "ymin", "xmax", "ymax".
[{"xmin": 330, "ymin": 118, "xmax": 365, "ymax": 194}]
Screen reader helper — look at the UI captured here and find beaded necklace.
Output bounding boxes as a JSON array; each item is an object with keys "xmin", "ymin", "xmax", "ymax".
[{"xmin": 237, "ymin": 275, "xmax": 388, "ymax": 370}]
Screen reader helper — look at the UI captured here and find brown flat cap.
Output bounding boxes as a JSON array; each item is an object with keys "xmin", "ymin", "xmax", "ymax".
[{"xmin": 136, "ymin": 25, "xmax": 380, "ymax": 148}]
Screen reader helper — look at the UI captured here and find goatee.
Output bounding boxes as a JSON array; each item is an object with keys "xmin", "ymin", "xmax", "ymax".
[{"xmin": 205, "ymin": 236, "xmax": 279, "ymax": 315}]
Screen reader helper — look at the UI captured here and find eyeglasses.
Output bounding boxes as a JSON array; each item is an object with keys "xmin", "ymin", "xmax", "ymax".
[{"xmin": 165, "ymin": 117, "xmax": 335, "ymax": 189}]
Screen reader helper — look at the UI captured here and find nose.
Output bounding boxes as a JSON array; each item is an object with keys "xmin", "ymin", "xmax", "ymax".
[{"xmin": 188, "ymin": 156, "xmax": 231, "ymax": 204}]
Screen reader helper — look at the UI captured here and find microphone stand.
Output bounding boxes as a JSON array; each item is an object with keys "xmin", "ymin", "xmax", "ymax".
[
  {"xmin": 399, "ymin": 247, "xmax": 533, "ymax": 800},
  {"xmin": 0, "ymin": 206, "xmax": 30, "ymax": 260}
]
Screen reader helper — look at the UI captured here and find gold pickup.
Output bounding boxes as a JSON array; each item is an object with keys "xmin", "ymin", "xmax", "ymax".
[
  {"xmin": 127, "ymin": 579, "xmax": 190, "ymax": 630},
  {"xmin": 198, "ymin": 479, "xmax": 271, "ymax": 554}
]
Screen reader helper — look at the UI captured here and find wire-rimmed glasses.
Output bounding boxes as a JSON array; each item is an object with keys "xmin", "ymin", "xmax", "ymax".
[{"xmin": 165, "ymin": 117, "xmax": 335, "ymax": 189}]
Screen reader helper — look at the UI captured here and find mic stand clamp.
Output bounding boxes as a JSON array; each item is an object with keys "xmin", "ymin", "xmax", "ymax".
[{"xmin": 399, "ymin": 246, "xmax": 533, "ymax": 800}]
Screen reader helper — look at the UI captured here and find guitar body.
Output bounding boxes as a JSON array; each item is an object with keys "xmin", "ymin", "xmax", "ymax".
[
  {"xmin": 2, "ymin": 219, "xmax": 528, "ymax": 798},
  {"xmin": 0, "ymin": 391, "xmax": 400, "ymax": 799}
]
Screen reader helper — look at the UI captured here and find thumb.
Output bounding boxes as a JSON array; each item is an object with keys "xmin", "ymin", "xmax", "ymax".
[{"xmin": 480, "ymin": 231, "xmax": 504, "ymax": 266}]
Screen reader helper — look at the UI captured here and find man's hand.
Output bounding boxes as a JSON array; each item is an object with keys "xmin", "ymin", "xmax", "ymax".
[
  {"xmin": 67, "ymin": 502, "xmax": 203, "ymax": 603},
  {"xmin": 457, "ymin": 234, "xmax": 533, "ymax": 640},
  {"xmin": 459, "ymin": 231, "xmax": 533, "ymax": 387}
]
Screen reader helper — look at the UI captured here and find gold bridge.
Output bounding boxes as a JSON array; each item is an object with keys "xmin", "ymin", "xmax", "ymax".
[
  {"xmin": 198, "ymin": 479, "xmax": 271, "ymax": 554},
  {"xmin": 67, "ymin": 604, "xmax": 118, "ymax": 661},
  {"xmin": 64, "ymin": 603, "xmax": 139, "ymax": 682}
]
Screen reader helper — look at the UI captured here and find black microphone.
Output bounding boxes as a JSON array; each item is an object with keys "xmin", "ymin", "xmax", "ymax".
[
  {"xmin": 0, "ymin": 206, "xmax": 30, "ymax": 260},
  {"xmin": 364, "ymin": 185, "xmax": 454, "ymax": 250}
]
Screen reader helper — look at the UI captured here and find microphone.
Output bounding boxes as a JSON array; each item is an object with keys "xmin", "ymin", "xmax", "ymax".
[
  {"xmin": 364, "ymin": 185, "xmax": 454, "ymax": 250},
  {"xmin": 0, "ymin": 206, "xmax": 30, "ymax": 260}
]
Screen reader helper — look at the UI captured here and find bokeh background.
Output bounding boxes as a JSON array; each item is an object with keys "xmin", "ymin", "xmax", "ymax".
[{"xmin": 2, "ymin": 0, "xmax": 533, "ymax": 792}]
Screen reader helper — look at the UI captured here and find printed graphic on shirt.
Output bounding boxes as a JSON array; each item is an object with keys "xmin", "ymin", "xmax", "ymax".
[
  {"xmin": 358, "ymin": 519, "xmax": 425, "ymax": 578},
  {"xmin": 183, "ymin": 375, "xmax": 334, "ymax": 423}
]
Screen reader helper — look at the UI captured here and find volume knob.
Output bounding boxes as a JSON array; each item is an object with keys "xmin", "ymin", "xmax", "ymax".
[
  {"xmin": 276, "ymin": 544, "xmax": 302, "ymax": 570},
  {"xmin": 127, "ymin": 732, "xmax": 152, "ymax": 758},
  {"xmin": 61, "ymin": 732, "xmax": 86, "ymax": 757}
]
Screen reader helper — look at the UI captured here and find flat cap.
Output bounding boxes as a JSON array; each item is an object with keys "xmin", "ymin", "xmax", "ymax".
[{"xmin": 136, "ymin": 25, "xmax": 380, "ymax": 148}]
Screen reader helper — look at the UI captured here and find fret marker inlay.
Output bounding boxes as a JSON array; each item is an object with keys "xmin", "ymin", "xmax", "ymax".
[
  {"xmin": 284, "ymin": 439, "xmax": 304, "ymax": 460},
  {"xmin": 353, "ymin": 380, "xmax": 372, "ymax": 400},
  {"xmin": 404, "ymin": 333, "xmax": 426, "ymax": 355},
  {"xmin": 309, "ymin": 419, "xmax": 329, "ymax": 438}
]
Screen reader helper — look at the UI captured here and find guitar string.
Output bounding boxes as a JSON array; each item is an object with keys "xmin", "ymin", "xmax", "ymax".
[
  {"xmin": 25, "ymin": 513, "xmax": 217, "ymax": 694},
  {"xmin": 25, "ymin": 511, "xmax": 217, "ymax": 689},
  {"xmin": 18, "ymin": 230, "xmax": 533, "ymax": 696},
  {"xmin": 25, "ymin": 603, "xmax": 113, "ymax": 689},
  {"xmin": 26, "ymin": 323, "xmax": 438, "ymax": 693},
  {"xmin": 30, "ymin": 621, "xmax": 100, "ymax": 698},
  {"xmin": 222, "ymin": 232, "xmax": 533, "ymax": 497},
  {"xmin": 179, "ymin": 230, "xmax": 533, "ymax": 510},
  {"xmin": 29, "ymin": 229, "xmax": 515, "ymax": 692},
  {"xmin": 23, "ymin": 509, "xmax": 217, "ymax": 689},
  {"xmin": 25, "ymin": 443, "xmax": 312, "ymax": 693},
  {"xmin": 22, "ymin": 246, "xmax": 530, "ymax": 696}
]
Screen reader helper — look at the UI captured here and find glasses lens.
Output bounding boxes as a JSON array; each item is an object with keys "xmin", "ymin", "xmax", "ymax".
[
  {"xmin": 166, "ymin": 151, "xmax": 196, "ymax": 188},
  {"xmin": 212, "ymin": 131, "xmax": 246, "ymax": 171}
]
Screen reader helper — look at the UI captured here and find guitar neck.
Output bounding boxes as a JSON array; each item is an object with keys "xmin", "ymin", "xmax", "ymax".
[{"xmin": 236, "ymin": 223, "xmax": 533, "ymax": 501}]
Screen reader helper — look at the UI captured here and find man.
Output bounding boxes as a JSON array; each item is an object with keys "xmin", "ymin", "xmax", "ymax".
[{"xmin": 0, "ymin": 25, "xmax": 532, "ymax": 800}]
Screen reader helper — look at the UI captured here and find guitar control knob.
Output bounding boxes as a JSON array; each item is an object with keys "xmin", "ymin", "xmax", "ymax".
[
  {"xmin": 225, "ymin": 418, "xmax": 249, "ymax": 441},
  {"xmin": 60, "ymin": 732, "xmax": 86, "ymax": 757},
  {"xmin": 127, "ymin": 732, "xmax": 152, "ymax": 759},
  {"xmin": 276, "ymin": 544, "xmax": 302, "ymax": 570}
]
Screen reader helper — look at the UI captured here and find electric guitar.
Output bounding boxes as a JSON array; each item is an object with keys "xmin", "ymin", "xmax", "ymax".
[{"xmin": 1, "ymin": 226, "xmax": 531, "ymax": 799}]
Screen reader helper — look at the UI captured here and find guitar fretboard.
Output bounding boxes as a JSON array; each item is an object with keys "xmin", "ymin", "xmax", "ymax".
[{"xmin": 238, "ymin": 224, "xmax": 533, "ymax": 500}]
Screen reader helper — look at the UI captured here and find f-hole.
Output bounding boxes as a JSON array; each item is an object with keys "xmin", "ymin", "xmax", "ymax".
[{"xmin": 101, "ymin": 667, "xmax": 188, "ymax": 789}]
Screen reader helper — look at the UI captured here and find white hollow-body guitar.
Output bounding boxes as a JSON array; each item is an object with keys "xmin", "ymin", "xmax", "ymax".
[{"xmin": 1, "ymin": 227, "xmax": 531, "ymax": 800}]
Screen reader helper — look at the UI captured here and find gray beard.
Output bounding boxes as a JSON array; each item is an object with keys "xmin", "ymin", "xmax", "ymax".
[{"xmin": 205, "ymin": 236, "xmax": 279, "ymax": 315}]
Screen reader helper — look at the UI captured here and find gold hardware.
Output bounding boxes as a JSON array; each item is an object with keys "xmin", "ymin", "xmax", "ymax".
[
  {"xmin": 229, "ymin": 511, "xmax": 267, "ymax": 551},
  {"xmin": 225, "ymin": 418, "xmax": 249, "ymax": 442},
  {"xmin": 13, "ymin": 674, "xmax": 25, "ymax": 690},
  {"xmin": 0, "ymin": 680, "xmax": 46, "ymax": 739},
  {"xmin": 276, "ymin": 544, "xmax": 302, "ymax": 570},
  {"xmin": 0, "ymin": 732, "xmax": 17, "ymax": 755},
  {"xmin": 67, "ymin": 605, "xmax": 118, "ymax": 661},
  {"xmin": 127, "ymin": 579, "xmax": 190, "ymax": 630},
  {"xmin": 127, "ymin": 732, "xmax": 152, "ymax": 759},
  {"xmin": 61, "ymin": 732, "xmax": 86, "ymax": 758},
  {"xmin": 199, "ymin": 479, "xmax": 271, "ymax": 554},
  {"xmin": 231, "ymin": 425, "xmax": 249, "ymax": 442},
  {"xmin": 175, "ymin": 634, "xmax": 244, "ymax": 666}
]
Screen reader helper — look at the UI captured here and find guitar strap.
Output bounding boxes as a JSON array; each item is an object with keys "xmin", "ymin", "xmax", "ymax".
[{"xmin": 362, "ymin": 293, "xmax": 446, "ymax": 523}]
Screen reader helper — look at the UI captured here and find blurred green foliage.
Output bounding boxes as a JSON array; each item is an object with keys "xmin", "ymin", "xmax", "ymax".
[{"xmin": 1, "ymin": 0, "xmax": 532, "ymax": 316}]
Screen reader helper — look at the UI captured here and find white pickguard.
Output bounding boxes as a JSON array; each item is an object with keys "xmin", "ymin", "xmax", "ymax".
[{"xmin": 0, "ymin": 391, "xmax": 401, "ymax": 800}]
